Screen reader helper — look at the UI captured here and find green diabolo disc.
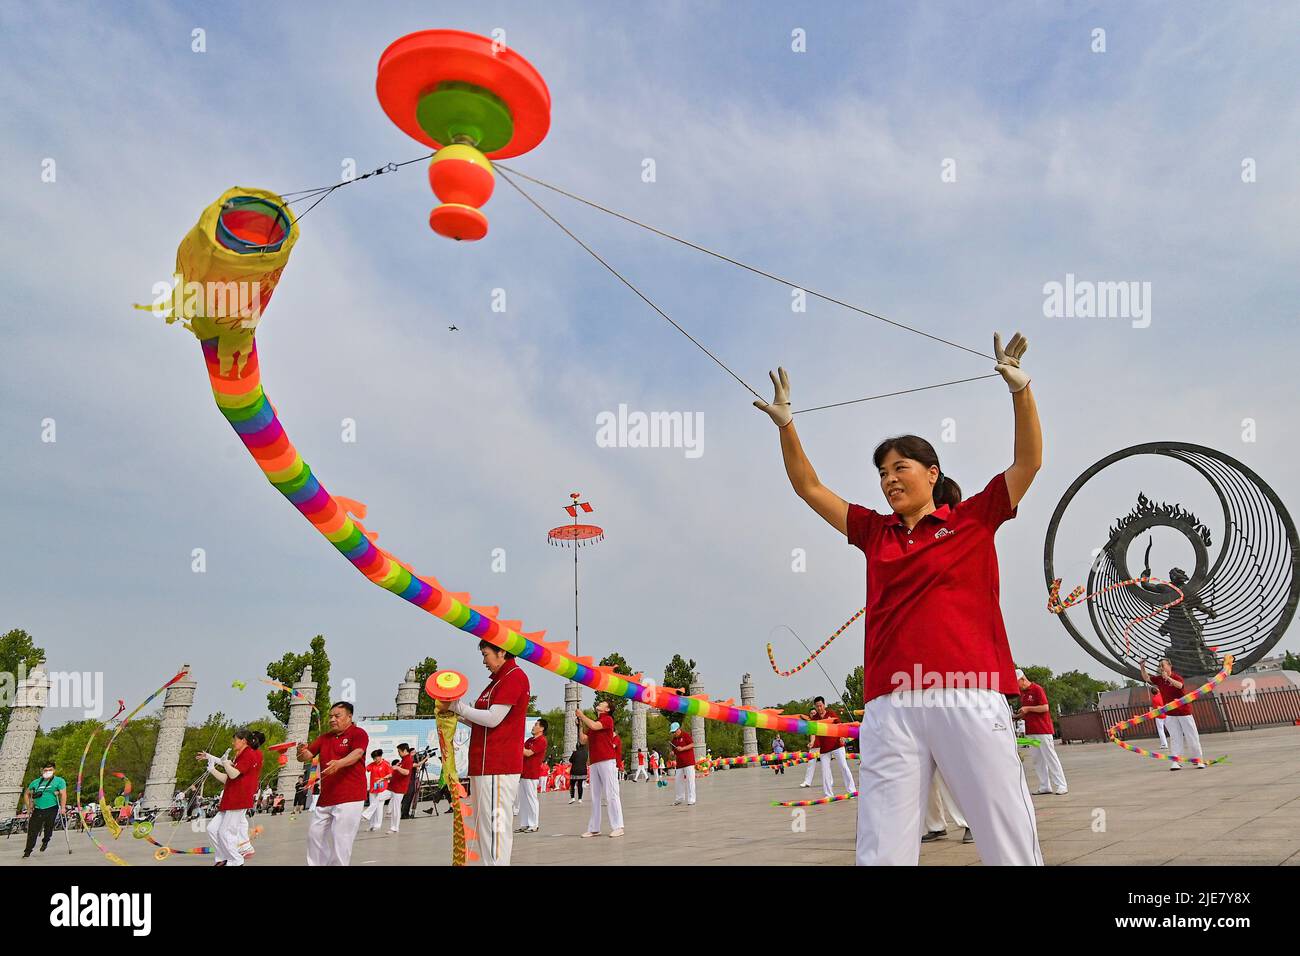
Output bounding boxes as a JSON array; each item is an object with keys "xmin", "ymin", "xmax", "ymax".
[{"xmin": 417, "ymin": 82, "xmax": 514, "ymax": 152}]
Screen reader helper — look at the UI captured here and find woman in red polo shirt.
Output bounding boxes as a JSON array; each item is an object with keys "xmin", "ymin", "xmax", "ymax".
[
  {"xmin": 201, "ymin": 728, "xmax": 265, "ymax": 867},
  {"xmin": 755, "ymin": 332, "xmax": 1043, "ymax": 866}
]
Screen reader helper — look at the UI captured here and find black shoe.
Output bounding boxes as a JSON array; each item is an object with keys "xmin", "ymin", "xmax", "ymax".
[
  {"xmin": 962, "ymin": 828, "xmax": 974, "ymax": 844},
  {"xmin": 40, "ymin": 843, "xmax": 49, "ymax": 852},
  {"xmin": 22, "ymin": 851, "xmax": 31, "ymax": 859},
  {"xmin": 921, "ymin": 830, "xmax": 947, "ymax": 843}
]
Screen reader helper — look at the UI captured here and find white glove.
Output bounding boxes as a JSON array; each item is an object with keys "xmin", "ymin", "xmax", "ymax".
[
  {"xmin": 753, "ymin": 367, "xmax": 793, "ymax": 427},
  {"xmin": 993, "ymin": 332, "xmax": 1030, "ymax": 393}
]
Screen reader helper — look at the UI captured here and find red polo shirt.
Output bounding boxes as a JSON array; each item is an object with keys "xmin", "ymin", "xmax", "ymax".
[
  {"xmin": 588, "ymin": 714, "xmax": 618, "ymax": 764},
  {"xmin": 1018, "ymin": 683, "xmax": 1053, "ymax": 735},
  {"xmin": 670, "ymin": 731, "xmax": 694, "ymax": 769},
  {"xmin": 847, "ymin": 472, "xmax": 1018, "ymax": 705},
  {"xmin": 386, "ymin": 752, "xmax": 414, "ymax": 794},
  {"xmin": 466, "ymin": 659, "xmax": 530, "ymax": 777},
  {"xmin": 218, "ymin": 747, "xmax": 263, "ymax": 811},
  {"xmin": 1149, "ymin": 673, "xmax": 1191, "ymax": 717},
  {"xmin": 1150, "ymin": 690, "xmax": 1165, "ymax": 717},
  {"xmin": 366, "ymin": 758, "xmax": 392, "ymax": 793},
  {"xmin": 523, "ymin": 734, "xmax": 548, "ymax": 780},
  {"xmin": 811, "ymin": 712, "xmax": 843, "ymax": 753},
  {"xmin": 308, "ymin": 725, "xmax": 369, "ymax": 806}
]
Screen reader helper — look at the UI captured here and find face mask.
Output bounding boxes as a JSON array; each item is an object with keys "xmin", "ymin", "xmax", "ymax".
[{"xmin": 42, "ymin": 771, "xmax": 54, "ymax": 779}]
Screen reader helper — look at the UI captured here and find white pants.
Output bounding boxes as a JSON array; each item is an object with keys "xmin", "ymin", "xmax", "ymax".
[
  {"xmin": 588, "ymin": 760, "xmax": 625, "ymax": 831},
  {"xmin": 634, "ymin": 766, "xmax": 649, "ymax": 781},
  {"xmin": 674, "ymin": 765, "xmax": 697, "ymax": 804},
  {"xmin": 856, "ymin": 688, "xmax": 1042, "ymax": 866},
  {"xmin": 208, "ymin": 810, "xmax": 250, "ymax": 866},
  {"xmin": 306, "ymin": 801, "xmax": 364, "ymax": 866},
  {"xmin": 515, "ymin": 777, "xmax": 540, "ymax": 829},
  {"xmin": 1165, "ymin": 714, "xmax": 1204, "ymax": 765},
  {"xmin": 1155, "ymin": 717, "xmax": 1169, "ymax": 748},
  {"xmin": 819, "ymin": 748, "xmax": 857, "ymax": 798},
  {"xmin": 802, "ymin": 755, "xmax": 818, "ymax": 786},
  {"xmin": 1028, "ymin": 734, "xmax": 1068, "ymax": 793},
  {"xmin": 388, "ymin": 789, "xmax": 404, "ymax": 831},
  {"xmin": 362, "ymin": 791, "xmax": 390, "ymax": 830},
  {"xmin": 471, "ymin": 773, "xmax": 519, "ymax": 865},
  {"xmin": 924, "ymin": 768, "xmax": 968, "ymax": 832}
]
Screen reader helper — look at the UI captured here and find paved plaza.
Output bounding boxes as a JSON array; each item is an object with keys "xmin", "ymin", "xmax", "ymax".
[{"xmin": 6, "ymin": 725, "xmax": 1298, "ymax": 867}]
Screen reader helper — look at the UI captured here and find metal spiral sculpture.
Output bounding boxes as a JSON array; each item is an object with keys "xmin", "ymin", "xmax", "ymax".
[{"xmin": 1044, "ymin": 442, "xmax": 1299, "ymax": 682}]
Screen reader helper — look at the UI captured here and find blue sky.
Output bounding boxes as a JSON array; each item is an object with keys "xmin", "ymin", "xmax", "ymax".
[{"xmin": 3, "ymin": 1, "xmax": 1298, "ymax": 727}]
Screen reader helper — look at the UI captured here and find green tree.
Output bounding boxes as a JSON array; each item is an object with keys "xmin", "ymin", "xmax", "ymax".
[
  {"xmin": 1282, "ymin": 649, "xmax": 1300, "ymax": 672},
  {"xmin": 840, "ymin": 665, "xmax": 864, "ymax": 717},
  {"xmin": 596, "ymin": 651, "xmax": 632, "ymax": 722},
  {"xmin": 1, "ymin": 628, "xmax": 46, "ymax": 739},
  {"xmin": 756, "ymin": 696, "xmax": 817, "ymax": 756},
  {"xmin": 410, "ymin": 656, "xmax": 439, "ymax": 716},
  {"xmin": 662, "ymin": 654, "xmax": 697, "ymax": 693},
  {"xmin": 537, "ymin": 707, "xmax": 567, "ymax": 763},
  {"xmin": 265, "ymin": 635, "xmax": 332, "ymax": 726},
  {"xmin": 1015, "ymin": 666, "xmax": 1119, "ymax": 718}
]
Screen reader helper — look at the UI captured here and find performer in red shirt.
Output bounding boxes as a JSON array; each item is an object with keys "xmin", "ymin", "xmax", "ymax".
[
  {"xmin": 202, "ymin": 727, "xmax": 264, "ymax": 867},
  {"xmin": 1141, "ymin": 658, "xmax": 1207, "ymax": 769},
  {"xmin": 669, "ymin": 722, "xmax": 696, "ymax": 806},
  {"xmin": 1015, "ymin": 671, "xmax": 1067, "ymax": 794},
  {"xmin": 649, "ymin": 748, "xmax": 660, "ymax": 780},
  {"xmin": 809, "ymin": 697, "xmax": 857, "ymax": 799},
  {"xmin": 514, "ymin": 718, "xmax": 549, "ymax": 834},
  {"xmin": 439, "ymin": 641, "xmax": 530, "ymax": 865},
  {"xmin": 298, "ymin": 701, "xmax": 369, "ymax": 866},
  {"xmin": 362, "ymin": 749, "xmax": 393, "ymax": 832},
  {"xmin": 384, "ymin": 743, "xmax": 415, "ymax": 833},
  {"xmin": 755, "ymin": 332, "xmax": 1044, "ymax": 866},
  {"xmin": 577, "ymin": 700, "xmax": 624, "ymax": 836}
]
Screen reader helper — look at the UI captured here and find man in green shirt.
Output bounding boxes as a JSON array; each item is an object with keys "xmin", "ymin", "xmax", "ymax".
[{"xmin": 22, "ymin": 762, "xmax": 67, "ymax": 858}]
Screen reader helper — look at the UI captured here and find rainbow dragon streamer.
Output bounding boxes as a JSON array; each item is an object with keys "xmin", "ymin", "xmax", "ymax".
[
  {"xmin": 773, "ymin": 791, "xmax": 858, "ymax": 808},
  {"xmin": 767, "ymin": 608, "xmax": 865, "ymax": 677},
  {"xmin": 153, "ymin": 188, "xmax": 857, "ymax": 742},
  {"xmin": 1107, "ymin": 656, "xmax": 1233, "ymax": 765}
]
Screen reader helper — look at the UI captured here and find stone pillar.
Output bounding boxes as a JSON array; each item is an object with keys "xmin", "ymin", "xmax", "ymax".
[
  {"xmin": 276, "ymin": 666, "xmax": 318, "ymax": 802},
  {"xmin": 740, "ymin": 672, "xmax": 758, "ymax": 757},
  {"xmin": 689, "ymin": 674, "xmax": 706, "ymax": 765},
  {"xmin": 142, "ymin": 664, "xmax": 197, "ymax": 810},
  {"xmin": 395, "ymin": 668, "xmax": 420, "ymax": 718},
  {"xmin": 0, "ymin": 659, "xmax": 48, "ymax": 813},
  {"xmin": 631, "ymin": 699, "xmax": 648, "ymax": 763},
  {"xmin": 562, "ymin": 682, "xmax": 581, "ymax": 758}
]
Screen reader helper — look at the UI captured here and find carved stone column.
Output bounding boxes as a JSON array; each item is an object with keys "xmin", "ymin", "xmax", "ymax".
[
  {"xmin": 142, "ymin": 664, "xmax": 197, "ymax": 809},
  {"xmin": 740, "ymin": 672, "xmax": 758, "ymax": 756},
  {"xmin": 689, "ymin": 674, "xmax": 706, "ymax": 765},
  {"xmin": 395, "ymin": 668, "xmax": 420, "ymax": 718},
  {"xmin": 562, "ymin": 682, "xmax": 581, "ymax": 758},
  {"xmin": 0, "ymin": 659, "xmax": 48, "ymax": 813},
  {"xmin": 276, "ymin": 666, "xmax": 318, "ymax": 802}
]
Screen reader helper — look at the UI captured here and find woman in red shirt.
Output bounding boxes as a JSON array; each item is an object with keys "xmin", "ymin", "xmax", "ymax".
[
  {"xmin": 755, "ymin": 332, "xmax": 1043, "ymax": 866},
  {"xmin": 201, "ymin": 728, "xmax": 265, "ymax": 867},
  {"xmin": 577, "ymin": 700, "xmax": 624, "ymax": 838}
]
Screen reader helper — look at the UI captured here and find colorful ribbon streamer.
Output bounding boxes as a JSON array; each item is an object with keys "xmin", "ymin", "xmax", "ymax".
[
  {"xmin": 175, "ymin": 189, "xmax": 855, "ymax": 741},
  {"xmin": 706, "ymin": 750, "xmax": 861, "ymax": 769},
  {"xmin": 772, "ymin": 791, "xmax": 858, "ymax": 808},
  {"xmin": 1047, "ymin": 575, "xmax": 1184, "ymax": 657},
  {"xmin": 767, "ymin": 608, "xmax": 865, "ymax": 677},
  {"xmin": 1107, "ymin": 656, "xmax": 1233, "ymax": 765}
]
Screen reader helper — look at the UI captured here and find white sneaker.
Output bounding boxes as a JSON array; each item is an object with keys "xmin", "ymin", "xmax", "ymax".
[
  {"xmin": 1032, "ymin": 788, "xmax": 1051, "ymax": 795},
  {"xmin": 527, "ymin": 826, "xmax": 539, "ymax": 832},
  {"xmin": 798, "ymin": 783, "xmax": 811, "ymax": 788},
  {"xmin": 580, "ymin": 831, "xmax": 599, "ymax": 838},
  {"xmin": 686, "ymin": 801, "xmax": 695, "ymax": 806},
  {"xmin": 1170, "ymin": 764, "xmax": 1182, "ymax": 771},
  {"xmin": 1195, "ymin": 762, "xmax": 1209, "ymax": 769},
  {"xmin": 672, "ymin": 799, "xmax": 683, "ymax": 806},
  {"xmin": 568, "ymin": 798, "xmax": 576, "ymax": 804},
  {"xmin": 1054, "ymin": 789, "xmax": 1069, "ymax": 795},
  {"xmin": 609, "ymin": 828, "xmax": 624, "ymax": 838}
]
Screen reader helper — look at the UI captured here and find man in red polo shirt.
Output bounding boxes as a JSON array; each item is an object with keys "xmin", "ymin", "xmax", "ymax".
[
  {"xmin": 384, "ymin": 743, "xmax": 414, "ymax": 833},
  {"xmin": 439, "ymin": 640, "xmax": 530, "ymax": 864},
  {"xmin": 1015, "ymin": 670, "xmax": 1067, "ymax": 794},
  {"xmin": 810, "ymin": 697, "xmax": 857, "ymax": 799},
  {"xmin": 298, "ymin": 701, "xmax": 369, "ymax": 866},
  {"xmin": 669, "ymin": 721, "xmax": 696, "ymax": 806},
  {"xmin": 1141, "ymin": 658, "xmax": 1206, "ymax": 769},
  {"xmin": 515, "ymin": 718, "xmax": 548, "ymax": 834},
  {"xmin": 578, "ymin": 700, "xmax": 625, "ymax": 835}
]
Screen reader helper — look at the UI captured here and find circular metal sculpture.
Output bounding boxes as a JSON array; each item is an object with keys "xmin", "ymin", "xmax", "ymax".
[{"xmin": 1044, "ymin": 442, "xmax": 1299, "ymax": 682}]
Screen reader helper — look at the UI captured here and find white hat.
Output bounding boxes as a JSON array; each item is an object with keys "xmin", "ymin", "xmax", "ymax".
[{"xmin": 1015, "ymin": 669, "xmax": 1026, "ymax": 679}]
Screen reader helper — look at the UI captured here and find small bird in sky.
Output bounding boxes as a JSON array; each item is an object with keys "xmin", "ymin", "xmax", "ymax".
[{"xmin": 448, "ymin": 325, "xmax": 459, "ymax": 332}]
